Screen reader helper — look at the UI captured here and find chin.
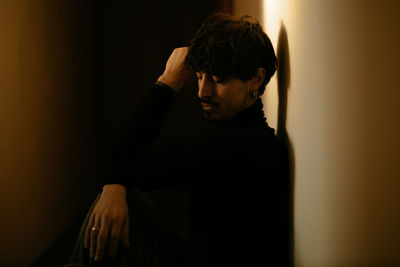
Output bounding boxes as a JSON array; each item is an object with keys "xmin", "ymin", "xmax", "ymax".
[
  {"xmin": 202, "ymin": 110, "xmax": 230, "ymax": 124},
  {"xmin": 202, "ymin": 111, "xmax": 218, "ymax": 123}
]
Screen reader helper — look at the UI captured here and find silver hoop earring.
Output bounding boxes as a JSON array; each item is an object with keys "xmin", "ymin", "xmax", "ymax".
[{"xmin": 251, "ymin": 90, "xmax": 258, "ymax": 100}]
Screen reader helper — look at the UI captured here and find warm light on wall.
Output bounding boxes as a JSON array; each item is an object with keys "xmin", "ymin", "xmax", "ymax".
[
  {"xmin": 262, "ymin": 0, "xmax": 286, "ymax": 130},
  {"xmin": 263, "ymin": 0, "xmax": 284, "ymax": 46}
]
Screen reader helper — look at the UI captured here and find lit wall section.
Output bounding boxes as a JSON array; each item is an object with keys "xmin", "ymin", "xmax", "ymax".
[{"xmin": 235, "ymin": 0, "xmax": 400, "ymax": 266}]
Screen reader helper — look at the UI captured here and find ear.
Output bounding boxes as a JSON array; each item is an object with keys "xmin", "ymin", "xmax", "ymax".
[{"xmin": 248, "ymin": 67, "xmax": 266, "ymax": 91}]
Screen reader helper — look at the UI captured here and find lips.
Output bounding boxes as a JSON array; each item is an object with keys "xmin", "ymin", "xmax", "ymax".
[{"xmin": 201, "ymin": 103, "xmax": 218, "ymax": 111}]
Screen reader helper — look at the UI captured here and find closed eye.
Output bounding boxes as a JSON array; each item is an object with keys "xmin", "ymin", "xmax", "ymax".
[
  {"xmin": 196, "ymin": 72, "xmax": 225, "ymax": 84},
  {"xmin": 195, "ymin": 72, "xmax": 203, "ymax": 80},
  {"xmin": 212, "ymin": 76, "xmax": 225, "ymax": 84}
]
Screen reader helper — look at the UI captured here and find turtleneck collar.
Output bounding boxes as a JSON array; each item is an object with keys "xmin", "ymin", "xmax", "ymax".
[{"xmin": 218, "ymin": 98, "xmax": 268, "ymax": 128}]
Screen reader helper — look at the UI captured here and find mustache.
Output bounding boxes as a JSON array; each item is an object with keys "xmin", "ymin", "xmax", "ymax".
[{"xmin": 198, "ymin": 96, "xmax": 218, "ymax": 107}]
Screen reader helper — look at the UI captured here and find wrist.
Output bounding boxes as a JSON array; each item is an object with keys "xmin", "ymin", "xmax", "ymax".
[
  {"xmin": 103, "ymin": 184, "xmax": 127, "ymax": 197},
  {"xmin": 157, "ymin": 74, "xmax": 183, "ymax": 92}
]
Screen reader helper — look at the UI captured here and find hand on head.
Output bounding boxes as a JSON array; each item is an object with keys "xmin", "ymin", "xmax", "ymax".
[{"xmin": 157, "ymin": 47, "xmax": 196, "ymax": 92}]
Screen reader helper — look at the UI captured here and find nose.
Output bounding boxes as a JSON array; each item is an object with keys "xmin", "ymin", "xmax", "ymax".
[{"xmin": 198, "ymin": 74, "xmax": 214, "ymax": 99}]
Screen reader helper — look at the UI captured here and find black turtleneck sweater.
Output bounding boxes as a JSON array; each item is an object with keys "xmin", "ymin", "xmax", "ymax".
[{"xmin": 105, "ymin": 83, "xmax": 290, "ymax": 266}]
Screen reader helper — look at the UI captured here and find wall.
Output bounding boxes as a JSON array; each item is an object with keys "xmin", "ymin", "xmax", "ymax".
[
  {"xmin": 1, "ymin": 1, "xmax": 223, "ymax": 265},
  {"xmin": 0, "ymin": 1, "xmax": 96, "ymax": 265},
  {"xmin": 234, "ymin": 0, "xmax": 400, "ymax": 266}
]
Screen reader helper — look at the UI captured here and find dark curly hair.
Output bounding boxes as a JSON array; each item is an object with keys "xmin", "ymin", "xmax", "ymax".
[{"xmin": 185, "ymin": 13, "xmax": 277, "ymax": 95}]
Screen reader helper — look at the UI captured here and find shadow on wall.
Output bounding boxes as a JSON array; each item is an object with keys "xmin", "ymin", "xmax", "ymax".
[{"xmin": 276, "ymin": 22, "xmax": 295, "ymax": 267}]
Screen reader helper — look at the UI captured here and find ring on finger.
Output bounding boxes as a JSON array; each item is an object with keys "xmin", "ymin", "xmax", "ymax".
[{"xmin": 91, "ymin": 227, "xmax": 100, "ymax": 232}]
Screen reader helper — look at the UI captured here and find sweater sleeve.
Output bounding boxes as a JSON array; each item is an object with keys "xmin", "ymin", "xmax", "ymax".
[{"xmin": 103, "ymin": 82, "xmax": 176, "ymax": 188}]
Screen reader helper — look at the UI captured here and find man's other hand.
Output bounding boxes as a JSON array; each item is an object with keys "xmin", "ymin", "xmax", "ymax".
[
  {"xmin": 84, "ymin": 184, "xmax": 130, "ymax": 262},
  {"xmin": 158, "ymin": 47, "xmax": 196, "ymax": 92}
]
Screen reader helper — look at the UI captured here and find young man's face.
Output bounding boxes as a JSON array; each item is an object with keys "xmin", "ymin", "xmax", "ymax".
[{"xmin": 196, "ymin": 72, "xmax": 255, "ymax": 122}]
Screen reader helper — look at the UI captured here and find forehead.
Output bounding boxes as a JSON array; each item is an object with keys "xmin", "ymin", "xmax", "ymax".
[{"xmin": 195, "ymin": 71, "xmax": 235, "ymax": 80}]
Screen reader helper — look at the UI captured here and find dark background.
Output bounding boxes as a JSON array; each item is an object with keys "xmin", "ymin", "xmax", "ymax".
[{"xmin": 32, "ymin": 0, "xmax": 232, "ymax": 265}]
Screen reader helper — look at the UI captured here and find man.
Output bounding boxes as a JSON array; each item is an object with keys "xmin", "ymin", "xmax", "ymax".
[{"xmin": 67, "ymin": 13, "xmax": 290, "ymax": 267}]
